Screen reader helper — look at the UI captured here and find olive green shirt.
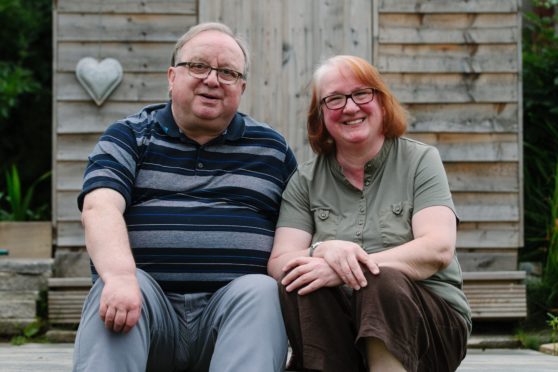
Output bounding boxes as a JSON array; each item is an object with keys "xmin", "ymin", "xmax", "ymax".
[{"xmin": 277, "ymin": 137, "xmax": 472, "ymax": 332}]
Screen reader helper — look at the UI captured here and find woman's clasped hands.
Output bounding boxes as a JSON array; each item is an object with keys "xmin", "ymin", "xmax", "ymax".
[{"xmin": 281, "ymin": 240, "xmax": 380, "ymax": 295}]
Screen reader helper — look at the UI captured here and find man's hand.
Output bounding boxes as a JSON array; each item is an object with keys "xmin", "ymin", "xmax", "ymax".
[
  {"xmin": 281, "ymin": 257, "xmax": 344, "ymax": 295},
  {"xmin": 99, "ymin": 273, "xmax": 142, "ymax": 333}
]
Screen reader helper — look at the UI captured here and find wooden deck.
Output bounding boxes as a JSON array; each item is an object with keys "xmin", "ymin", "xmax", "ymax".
[{"xmin": 1, "ymin": 343, "xmax": 558, "ymax": 371}]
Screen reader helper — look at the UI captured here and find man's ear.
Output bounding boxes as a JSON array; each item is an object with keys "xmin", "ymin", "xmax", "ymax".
[
  {"xmin": 241, "ymin": 80, "xmax": 246, "ymax": 94},
  {"xmin": 167, "ymin": 67, "xmax": 176, "ymax": 93}
]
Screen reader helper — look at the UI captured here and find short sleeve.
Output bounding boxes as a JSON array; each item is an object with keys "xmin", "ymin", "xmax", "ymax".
[
  {"xmin": 413, "ymin": 146, "xmax": 456, "ymax": 217},
  {"xmin": 276, "ymin": 169, "xmax": 314, "ymax": 234},
  {"xmin": 77, "ymin": 122, "xmax": 140, "ymax": 211}
]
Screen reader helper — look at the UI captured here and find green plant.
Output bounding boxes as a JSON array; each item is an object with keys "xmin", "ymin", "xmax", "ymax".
[
  {"xmin": 0, "ymin": 164, "xmax": 50, "ymax": 221},
  {"xmin": 547, "ymin": 312, "xmax": 558, "ymax": 354},
  {"xmin": 10, "ymin": 318, "xmax": 47, "ymax": 346},
  {"xmin": 522, "ymin": 1, "xmax": 558, "ymax": 322},
  {"xmin": 0, "ymin": 0, "xmax": 52, "ymax": 211}
]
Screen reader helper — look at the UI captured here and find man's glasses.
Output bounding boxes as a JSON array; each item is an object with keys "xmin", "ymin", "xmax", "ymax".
[
  {"xmin": 321, "ymin": 88, "xmax": 376, "ymax": 110},
  {"xmin": 175, "ymin": 61, "xmax": 244, "ymax": 85}
]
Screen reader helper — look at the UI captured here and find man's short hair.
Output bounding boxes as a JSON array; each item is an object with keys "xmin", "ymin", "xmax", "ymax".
[{"xmin": 171, "ymin": 22, "xmax": 250, "ymax": 80}]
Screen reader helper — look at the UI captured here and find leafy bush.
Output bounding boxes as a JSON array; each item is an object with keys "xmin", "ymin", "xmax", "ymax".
[
  {"xmin": 522, "ymin": 0, "xmax": 558, "ymax": 318},
  {"xmin": 0, "ymin": 164, "xmax": 50, "ymax": 221},
  {"xmin": 0, "ymin": 0, "xmax": 52, "ymax": 214}
]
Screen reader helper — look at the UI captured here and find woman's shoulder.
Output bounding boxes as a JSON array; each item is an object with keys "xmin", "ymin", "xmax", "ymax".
[{"xmin": 394, "ymin": 137, "xmax": 441, "ymax": 158}]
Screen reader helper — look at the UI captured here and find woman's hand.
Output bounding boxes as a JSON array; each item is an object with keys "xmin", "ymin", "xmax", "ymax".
[
  {"xmin": 315, "ymin": 240, "xmax": 380, "ymax": 289},
  {"xmin": 281, "ymin": 256, "xmax": 344, "ymax": 295}
]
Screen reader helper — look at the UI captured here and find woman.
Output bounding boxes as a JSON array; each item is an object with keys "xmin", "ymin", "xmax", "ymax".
[{"xmin": 268, "ymin": 55, "xmax": 471, "ymax": 372}]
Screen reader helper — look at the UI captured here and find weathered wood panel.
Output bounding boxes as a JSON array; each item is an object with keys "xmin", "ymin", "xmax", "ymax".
[
  {"xmin": 57, "ymin": 102, "xmax": 148, "ymax": 134},
  {"xmin": 453, "ymin": 193, "xmax": 520, "ymax": 222},
  {"xmin": 56, "ymin": 0, "xmax": 196, "ymax": 14},
  {"xmin": 56, "ymin": 134, "xmax": 99, "ymax": 161},
  {"xmin": 57, "ymin": 42, "xmax": 175, "ymax": 72},
  {"xmin": 457, "ymin": 222, "xmax": 520, "ymax": 248},
  {"xmin": 57, "ymin": 222, "xmax": 85, "ymax": 247},
  {"xmin": 378, "ymin": 44, "xmax": 518, "ymax": 73},
  {"xmin": 57, "ymin": 72, "xmax": 168, "ymax": 102},
  {"xmin": 406, "ymin": 103, "xmax": 518, "ymax": 133},
  {"xmin": 457, "ymin": 249, "xmax": 517, "ymax": 272},
  {"xmin": 379, "ymin": 0, "xmax": 519, "ymax": 13},
  {"xmin": 56, "ymin": 161, "xmax": 87, "ymax": 191},
  {"xmin": 57, "ymin": 191, "xmax": 81, "ymax": 222},
  {"xmin": 406, "ymin": 133, "xmax": 519, "ymax": 162},
  {"xmin": 385, "ymin": 73, "xmax": 518, "ymax": 103},
  {"xmin": 445, "ymin": 163, "xmax": 518, "ymax": 192},
  {"xmin": 379, "ymin": 14, "xmax": 518, "ymax": 44},
  {"xmin": 201, "ymin": 0, "xmax": 373, "ymax": 161},
  {"xmin": 57, "ymin": 14, "xmax": 196, "ymax": 42}
]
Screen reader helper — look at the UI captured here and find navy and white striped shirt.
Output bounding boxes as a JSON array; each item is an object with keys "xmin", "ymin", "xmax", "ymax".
[{"xmin": 78, "ymin": 102, "xmax": 297, "ymax": 293}]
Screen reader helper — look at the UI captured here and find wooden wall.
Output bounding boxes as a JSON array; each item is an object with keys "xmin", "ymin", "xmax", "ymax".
[
  {"xmin": 376, "ymin": 1, "xmax": 523, "ymax": 275},
  {"xmin": 53, "ymin": 0, "xmax": 523, "ymax": 283},
  {"xmin": 53, "ymin": 0, "xmax": 198, "ymax": 275}
]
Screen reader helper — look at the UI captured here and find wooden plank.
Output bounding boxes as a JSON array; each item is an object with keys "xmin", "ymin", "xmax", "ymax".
[
  {"xmin": 57, "ymin": 42, "xmax": 175, "ymax": 72},
  {"xmin": 56, "ymin": 0, "xmax": 197, "ymax": 14},
  {"xmin": 406, "ymin": 103, "xmax": 518, "ymax": 133},
  {"xmin": 56, "ymin": 222, "xmax": 85, "ymax": 247},
  {"xmin": 453, "ymin": 192, "xmax": 519, "ymax": 222},
  {"xmin": 57, "ymin": 14, "xmax": 196, "ymax": 42},
  {"xmin": 377, "ymin": 44, "xmax": 518, "ymax": 73},
  {"xmin": 49, "ymin": 278, "xmax": 91, "ymax": 288},
  {"xmin": 462, "ymin": 271, "xmax": 525, "ymax": 281},
  {"xmin": 379, "ymin": 0, "xmax": 519, "ymax": 13},
  {"xmin": 56, "ymin": 134, "xmax": 99, "ymax": 161},
  {"xmin": 406, "ymin": 133, "xmax": 519, "ymax": 162},
  {"xmin": 56, "ymin": 72, "xmax": 168, "ymax": 102},
  {"xmin": 56, "ymin": 191, "xmax": 81, "ymax": 222},
  {"xmin": 57, "ymin": 161, "xmax": 87, "ymax": 191},
  {"xmin": 379, "ymin": 14, "xmax": 518, "ymax": 44},
  {"xmin": 57, "ymin": 102, "xmax": 148, "ymax": 134},
  {"xmin": 457, "ymin": 222, "xmax": 520, "ymax": 248},
  {"xmin": 445, "ymin": 162, "xmax": 518, "ymax": 192},
  {"xmin": 0, "ymin": 222, "xmax": 52, "ymax": 259},
  {"xmin": 457, "ymin": 249, "xmax": 517, "ymax": 272},
  {"xmin": 384, "ymin": 73, "xmax": 518, "ymax": 104}
]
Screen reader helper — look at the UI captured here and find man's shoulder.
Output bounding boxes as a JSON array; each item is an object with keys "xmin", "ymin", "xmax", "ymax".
[
  {"xmin": 239, "ymin": 112, "xmax": 286, "ymax": 140},
  {"xmin": 116, "ymin": 103, "xmax": 166, "ymax": 127}
]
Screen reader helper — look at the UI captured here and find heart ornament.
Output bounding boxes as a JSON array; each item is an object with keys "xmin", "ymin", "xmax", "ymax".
[{"xmin": 75, "ymin": 57, "xmax": 123, "ymax": 106}]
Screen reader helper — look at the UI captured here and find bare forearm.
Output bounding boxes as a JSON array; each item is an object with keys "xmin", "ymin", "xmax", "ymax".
[
  {"xmin": 81, "ymin": 190, "xmax": 136, "ymax": 281},
  {"xmin": 370, "ymin": 237, "xmax": 453, "ymax": 280}
]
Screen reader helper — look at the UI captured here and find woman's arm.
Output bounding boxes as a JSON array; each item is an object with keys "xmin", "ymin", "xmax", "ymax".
[
  {"xmin": 268, "ymin": 227, "xmax": 346, "ymax": 295},
  {"xmin": 368, "ymin": 205, "xmax": 456, "ymax": 280}
]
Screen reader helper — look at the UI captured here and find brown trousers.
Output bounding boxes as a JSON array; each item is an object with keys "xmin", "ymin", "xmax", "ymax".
[{"xmin": 279, "ymin": 267, "xmax": 468, "ymax": 372}]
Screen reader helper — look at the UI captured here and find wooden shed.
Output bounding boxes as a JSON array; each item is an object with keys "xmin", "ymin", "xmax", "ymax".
[{"xmin": 52, "ymin": 0, "xmax": 525, "ymax": 323}]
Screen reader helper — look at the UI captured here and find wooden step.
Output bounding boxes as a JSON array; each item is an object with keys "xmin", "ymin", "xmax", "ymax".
[
  {"xmin": 48, "ymin": 278, "xmax": 91, "ymax": 325},
  {"xmin": 462, "ymin": 271, "xmax": 526, "ymax": 320}
]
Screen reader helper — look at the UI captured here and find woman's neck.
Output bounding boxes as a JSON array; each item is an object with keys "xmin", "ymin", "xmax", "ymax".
[{"xmin": 336, "ymin": 137, "xmax": 385, "ymax": 189}]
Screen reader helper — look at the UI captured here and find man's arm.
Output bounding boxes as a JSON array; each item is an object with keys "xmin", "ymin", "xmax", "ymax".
[{"xmin": 81, "ymin": 188, "xmax": 141, "ymax": 333}]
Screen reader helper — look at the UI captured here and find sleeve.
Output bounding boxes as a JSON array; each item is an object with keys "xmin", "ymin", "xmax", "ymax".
[
  {"xmin": 412, "ymin": 145, "xmax": 457, "ymax": 217},
  {"xmin": 276, "ymin": 169, "xmax": 314, "ymax": 234},
  {"xmin": 77, "ymin": 122, "xmax": 140, "ymax": 211}
]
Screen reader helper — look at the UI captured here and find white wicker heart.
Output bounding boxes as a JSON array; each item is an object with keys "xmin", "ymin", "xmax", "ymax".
[{"xmin": 75, "ymin": 57, "xmax": 123, "ymax": 106}]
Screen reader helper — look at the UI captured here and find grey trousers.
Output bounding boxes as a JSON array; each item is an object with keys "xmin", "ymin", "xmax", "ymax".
[{"xmin": 73, "ymin": 269, "xmax": 288, "ymax": 372}]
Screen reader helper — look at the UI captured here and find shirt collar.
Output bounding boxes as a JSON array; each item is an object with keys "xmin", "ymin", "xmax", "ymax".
[
  {"xmin": 155, "ymin": 101, "xmax": 245, "ymax": 143},
  {"xmin": 330, "ymin": 137, "xmax": 395, "ymax": 178}
]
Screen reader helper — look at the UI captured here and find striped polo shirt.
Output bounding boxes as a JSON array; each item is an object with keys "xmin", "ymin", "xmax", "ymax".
[{"xmin": 78, "ymin": 102, "xmax": 297, "ymax": 293}]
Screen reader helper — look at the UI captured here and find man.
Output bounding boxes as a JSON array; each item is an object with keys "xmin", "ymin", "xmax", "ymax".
[{"xmin": 73, "ymin": 22, "xmax": 297, "ymax": 372}]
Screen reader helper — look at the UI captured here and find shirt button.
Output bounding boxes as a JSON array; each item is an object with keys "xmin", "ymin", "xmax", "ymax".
[
  {"xmin": 197, "ymin": 162, "xmax": 204, "ymax": 169},
  {"xmin": 356, "ymin": 231, "xmax": 361, "ymax": 237}
]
